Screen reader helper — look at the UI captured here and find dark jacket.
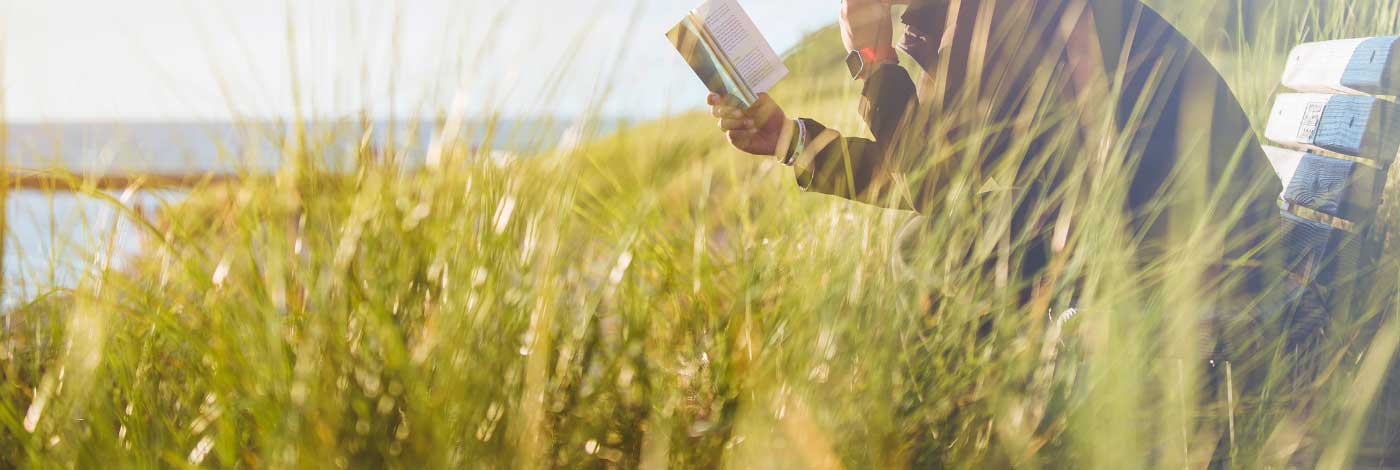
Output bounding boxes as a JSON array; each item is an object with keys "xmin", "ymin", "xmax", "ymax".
[{"xmin": 791, "ymin": 0, "xmax": 1281, "ymax": 290}]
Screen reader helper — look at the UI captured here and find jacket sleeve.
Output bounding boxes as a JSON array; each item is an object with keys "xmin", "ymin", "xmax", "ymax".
[{"xmin": 792, "ymin": 63, "xmax": 925, "ymax": 212}]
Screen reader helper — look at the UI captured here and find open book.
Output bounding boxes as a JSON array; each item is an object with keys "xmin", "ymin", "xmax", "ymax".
[{"xmin": 666, "ymin": 0, "xmax": 788, "ymax": 108}]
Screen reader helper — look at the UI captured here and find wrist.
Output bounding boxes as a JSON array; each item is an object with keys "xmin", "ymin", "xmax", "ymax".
[
  {"xmin": 773, "ymin": 119, "xmax": 799, "ymax": 161},
  {"xmin": 783, "ymin": 119, "xmax": 807, "ymax": 166},
  {"xmin": 778, "ymin": 119, "xmax": 812, "ymax": 167}
]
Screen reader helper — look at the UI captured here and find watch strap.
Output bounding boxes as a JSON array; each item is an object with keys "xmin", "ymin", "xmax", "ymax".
[
  {"xmin": 853, "ymin": 47, "xmax": 899, "ymax": 79},
  {"xmin": 785, "ymin": 119, "xmax": 807, "ymax": 166},
  {"xmin": 861, "ymin": 46, "xmax": 898, "ymax": 65}
]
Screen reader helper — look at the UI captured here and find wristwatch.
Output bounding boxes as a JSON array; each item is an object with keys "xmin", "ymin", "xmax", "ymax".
[{"xmin": 845, "ymin": 47, "xmax": 898, "ymax": 79}]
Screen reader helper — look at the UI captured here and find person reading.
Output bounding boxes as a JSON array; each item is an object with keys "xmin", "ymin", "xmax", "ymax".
[{"xmin": 708, "ymin": 0, "xmax": 1283, "ymax": 304}]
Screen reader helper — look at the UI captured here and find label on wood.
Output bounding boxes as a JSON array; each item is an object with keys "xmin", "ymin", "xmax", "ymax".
[
  {"xmin": 1265, "ymin": 93, "xmax": 1400, "ymax": 161},
  {"xmin": 1266, "ymin": 94, "xmax": 1331, "ymax": 147},
  {"xmin": 1282, "ymin": 37, "xmax": 1400, "ymax": 95}
]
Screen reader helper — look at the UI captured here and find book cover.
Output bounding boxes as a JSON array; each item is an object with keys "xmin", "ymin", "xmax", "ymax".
[{"xmin": 666, "ymin": 0, "xmax": 787, "ymax": 108}]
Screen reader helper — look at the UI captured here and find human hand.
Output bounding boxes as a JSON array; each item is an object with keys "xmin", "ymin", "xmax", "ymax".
[
  {"xmin": 708, "ymin": 92, "xmax": 787, "ymax": 157},
  {"xmin": 840, "ymin": 0, "xmax": 895, "ymax": 54}
]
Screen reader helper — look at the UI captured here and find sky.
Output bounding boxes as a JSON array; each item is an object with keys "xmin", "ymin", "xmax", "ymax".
[{"xmin": 1, "ymin": 0, "xmax": 837, "ymax": 122}]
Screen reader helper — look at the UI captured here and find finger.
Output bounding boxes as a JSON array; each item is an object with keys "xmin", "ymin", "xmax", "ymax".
[
  {"xmin": 718, "ymin": 117, "xmax": 756, "ymax": 131},
  {"xmin": 745, "ymin": 93, "xmax": 779, "ymax": 121},
  {"xmin": 706, "ymin": 93, "xmax": 724, "ymax": 106},
  {"xmin": 711, "ymin": 104, "xmax": 744, "ymax": 119}
]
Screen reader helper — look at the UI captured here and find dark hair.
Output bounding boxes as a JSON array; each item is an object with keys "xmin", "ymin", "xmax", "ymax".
[
  {"xmin": 900, "ymin": 0, "xmax": 949, "ymax": 35},
  {"xmin": 902, "ymin": 0, "xmax": 941, "ymax": 9}
]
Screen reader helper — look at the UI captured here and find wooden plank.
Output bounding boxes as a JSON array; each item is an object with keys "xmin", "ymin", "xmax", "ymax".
[
  {"xmin": 1264, "ymin": 144, "xmax": 1307, "ymax": 188},
  {"xmin": 7, "ymin": 171, "xmax": 240, "ymax": 191},
  {"xmin": 1279, "ymin": 211, "xmax": 1365, "ymax": 286},
  {"xmin": 1282, "ymin": 36, "xmax": 1400, "ymax": 95},
  {"xmin": 1265, "ymin": 93, "xmax": 1400, "ymax": 162},
  {"xmin": 1287, "ymin": 154, "xmax": 1380, "ymax": 220},
  {"xmin": 1263, "ymin": 146, "xmax": 1382, "ymax": 220}
]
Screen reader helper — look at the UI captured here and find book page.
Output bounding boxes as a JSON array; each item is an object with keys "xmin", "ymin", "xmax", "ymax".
[{"xmin": 692, "ymin": 0, "xmax": 788, "ymax": 94}]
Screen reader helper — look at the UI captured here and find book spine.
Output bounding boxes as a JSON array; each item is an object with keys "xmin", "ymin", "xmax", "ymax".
[{"xmin": 689, "ymin": 12, "xmax": 757, "ymax": 105}]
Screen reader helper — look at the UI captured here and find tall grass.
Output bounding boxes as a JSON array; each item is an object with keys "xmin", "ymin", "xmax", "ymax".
[{"xmin": 4, "ymin": 0, "xmax": 1400, "ymax": 468}]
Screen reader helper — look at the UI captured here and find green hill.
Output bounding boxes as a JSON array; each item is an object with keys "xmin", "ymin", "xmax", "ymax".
[{"xmin": 6, "ymin": 5, "xmax": 1400, "ymax": 468}]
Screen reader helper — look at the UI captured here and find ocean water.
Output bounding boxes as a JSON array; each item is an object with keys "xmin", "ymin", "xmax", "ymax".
[{"xmin": 3, "ymin": 118, "xmax": 605, "ymax": 305}]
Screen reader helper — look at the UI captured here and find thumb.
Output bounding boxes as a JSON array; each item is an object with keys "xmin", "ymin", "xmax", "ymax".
[{"xmin": 747, "ymin": 93, "xmax": 781, "ymax": 122}]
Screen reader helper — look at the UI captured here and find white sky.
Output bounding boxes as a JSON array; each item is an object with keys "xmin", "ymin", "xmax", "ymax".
[{"xmin": 0, "ymin": 0, "xmax": 836, "ymax": 122}]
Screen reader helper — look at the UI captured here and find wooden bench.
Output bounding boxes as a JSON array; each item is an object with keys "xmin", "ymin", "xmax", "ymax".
[
  {"xmin": 1263, "ymin": 36, "xmax": 1399, "ymax": 301},
  {"xmin": 1261, "ymin": 35, "xmax": 1400, "ymax": 465}
]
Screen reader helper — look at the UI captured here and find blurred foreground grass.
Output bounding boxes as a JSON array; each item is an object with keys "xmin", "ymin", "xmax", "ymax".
[{"xmin": 5, "ymin": 1, "xmax": 1400, "ymax": 468}]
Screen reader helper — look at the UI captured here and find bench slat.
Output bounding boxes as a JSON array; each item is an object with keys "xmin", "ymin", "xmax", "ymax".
[
  {"xmin": 1263, "ymin": 146, "xmax": 1382, "ymax": 220},
  {"xmin": 1283, "ymin": 36, "xmax": 1400, "ymax": 95},
  {"xmin": 1279, "ymin": 211, "xmax": 1365, "ymax": 286},
  {"xmin": 1265, "ymin": 93, "xmax": 1400, "ymax": 162},
  {"xmin": 1267, "ymin": 37, "xmax": 1389, "ymax": 355}
]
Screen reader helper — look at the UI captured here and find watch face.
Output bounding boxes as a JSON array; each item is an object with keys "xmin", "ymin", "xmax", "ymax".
[{"xmin": 845, "ymin": 50, "xmax": 864, "ymax": 79}]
